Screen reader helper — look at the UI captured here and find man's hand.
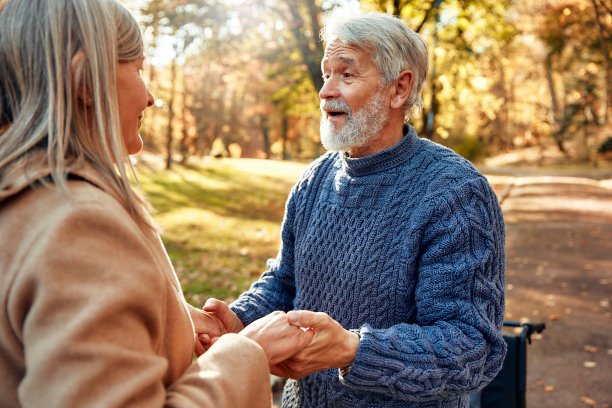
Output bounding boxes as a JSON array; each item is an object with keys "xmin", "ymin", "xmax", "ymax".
[
  {"xmin": 187, "ymin": 303, "xmax": 225, "ymax": 356},
  {"xmin": 202, "ymin": 298, "xmax": 245, "ymax": 332},
  {"xmin": 189, "ymin": 298, "xmax": 243, "ymax": 355},
  {"xmin": 239, "ymin": 311, "xmax": 315, "ymax": 366},
  {"xmin": 270, "ymin": 310, "xmax": 360, "ymax": 379}
]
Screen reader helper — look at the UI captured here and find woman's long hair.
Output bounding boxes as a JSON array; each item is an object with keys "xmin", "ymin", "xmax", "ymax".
[{"xmin": 0, "ymin": 0, "xmax": 155, "ymax": 230}]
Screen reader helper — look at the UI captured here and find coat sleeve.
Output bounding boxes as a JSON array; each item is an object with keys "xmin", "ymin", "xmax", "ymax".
[
  {"xmin": 166, "ymin": 334, "xmax": 271, "ymax": 408},
  {"xmin": 340, "ymin": 177, "xmax": 507, "ymax": 401},
  {"xmin": 9, "ymin": 192, "xmax": 271, "ymax": 408}
]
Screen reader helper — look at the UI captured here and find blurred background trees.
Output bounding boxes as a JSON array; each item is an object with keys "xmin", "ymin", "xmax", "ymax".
[{"xmin": 126, "ymin": 0, "xmax": 611, "ymax": 165}]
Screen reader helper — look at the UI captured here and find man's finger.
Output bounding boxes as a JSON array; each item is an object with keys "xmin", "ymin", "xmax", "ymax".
[
  {"xmin": 286, "ymin": 310, "xmax": 328, "ymax": 329},
  {"xmin": 202, "ymin": 297, "xmax": 223, "ymax": 312},
  {"xmin": 194, "ymin": 338, "xmax": 206, "ymax": 357},
  {"xmin": 297, "ymin": 326, "xmax": 316, "ymax": 347}
]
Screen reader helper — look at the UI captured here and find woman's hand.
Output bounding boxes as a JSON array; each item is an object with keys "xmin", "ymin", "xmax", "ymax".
[{"xmin": 239, "ymin": 311, "xmax": 315, "ymax": 367}]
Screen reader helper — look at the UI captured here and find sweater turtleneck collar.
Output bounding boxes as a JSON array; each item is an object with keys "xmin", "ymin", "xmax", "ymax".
[{"xmin": 340, "ymin": 124, "xmax": 418, "ymax": 176}]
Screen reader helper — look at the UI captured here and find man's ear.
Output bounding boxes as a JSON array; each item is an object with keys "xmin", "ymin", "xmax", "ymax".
[
  {"xmin": 70, "ymin": 51, "xmax": 92, "ymax": 106},
  {"xmin": 390, "ymin": 70, "xmax": 414, "ymax": 109}
]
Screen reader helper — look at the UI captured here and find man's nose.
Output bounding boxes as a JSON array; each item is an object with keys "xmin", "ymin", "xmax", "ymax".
[{"xmin": 319, "ymin": 76, "xmax": 340, "ymax": 100}]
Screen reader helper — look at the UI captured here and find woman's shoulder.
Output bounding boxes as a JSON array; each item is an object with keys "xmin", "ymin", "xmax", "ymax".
[
  {"xmin": 24, "ymin": 173, "xmax": 137, "ymax": 237},
  {"xmin": 2, "ymin": 174, "xmax": 159, "ymax": 283}
]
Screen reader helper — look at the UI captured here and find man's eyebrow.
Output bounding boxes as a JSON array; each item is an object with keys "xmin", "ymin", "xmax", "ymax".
[
  {"xmin": 322, "ymin": 55, "xmax": 357, "ymax": 69},
  {"xmin": 337, "ymin": 56, "xmax": 357, "ymax": 67}
]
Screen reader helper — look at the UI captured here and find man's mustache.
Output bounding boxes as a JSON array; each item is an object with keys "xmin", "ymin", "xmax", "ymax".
[{"xmin": 321, "ymin": 99, "xmax": 351, "ymax": 114}]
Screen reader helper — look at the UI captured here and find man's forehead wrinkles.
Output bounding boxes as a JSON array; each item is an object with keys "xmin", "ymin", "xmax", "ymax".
[
  {"xmin": 323, "ymin": 41, "xmax": 364, "ymax": 64},
  {"xmin": 322, "ymin": 51, "xmax": 359, "ymax": 69},
  {"xmin": 322, "ymin": 55, "xmax": 356, "ymax": 66}
]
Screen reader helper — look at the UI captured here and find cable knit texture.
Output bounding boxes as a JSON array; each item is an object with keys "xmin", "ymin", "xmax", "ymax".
[{"xmin": 231, "ymin": 125, "xmax": 507, "ymax": 408}]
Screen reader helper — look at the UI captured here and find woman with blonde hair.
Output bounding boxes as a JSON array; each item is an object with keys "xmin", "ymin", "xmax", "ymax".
[{"xmin": 0, "ymin": 0, "xmax": 313, "ymax": 406}]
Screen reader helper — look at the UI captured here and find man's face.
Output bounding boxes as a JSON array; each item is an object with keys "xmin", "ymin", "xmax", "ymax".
[{"xmin": 319, "ymin": 40, "xmax": 389, "ymax": 152}]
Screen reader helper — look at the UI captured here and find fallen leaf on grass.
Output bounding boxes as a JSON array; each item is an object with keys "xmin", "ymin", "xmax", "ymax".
[
  {"xmin": 583, "ymin": 345, "xmax": 599, "ymax": 353},
  {"xmin": 580, "ymin": 396, "xmax": 596, "ymax": 406},
  {"xmin": 583, "ymin": 361, "xmax": 597, "ymax": 368},
  {"xmin": 548, "ymin": 314, "xmax": 562, "ymax": 321},
  {"xmin": 544, "ymin": 385, "xmax": 555, "ymax": 392}
]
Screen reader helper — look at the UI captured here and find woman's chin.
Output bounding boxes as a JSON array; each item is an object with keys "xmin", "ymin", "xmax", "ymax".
[{"xmin": 125, "ymin": 135, "xmax": 144, "ymax": 155}]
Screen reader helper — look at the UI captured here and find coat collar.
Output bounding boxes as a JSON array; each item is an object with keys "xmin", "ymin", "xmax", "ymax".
[{"xmin": 0, "ymin": 150, "xmax": 115, "ymax": 204}]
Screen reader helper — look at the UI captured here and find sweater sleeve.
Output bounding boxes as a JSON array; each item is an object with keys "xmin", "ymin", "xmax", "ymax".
[
  {"xmin": 9, "ymin": 194, "xmax": 270, "ymax": 408},
  {"xmin": 340, "ymin": 177, "xmax": 507, "ymax": 401},
  {"xmin": 230, "ymin": 184, "xmax": 299, "ymax": 326}
]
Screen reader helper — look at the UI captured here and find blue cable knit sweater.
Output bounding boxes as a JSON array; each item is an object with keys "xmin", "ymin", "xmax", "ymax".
[{"xmin": 231, "ymin": 125, "xmax": 506, "ymax": 408}]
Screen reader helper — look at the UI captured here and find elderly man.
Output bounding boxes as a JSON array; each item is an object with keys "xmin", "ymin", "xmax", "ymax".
[{"xmin": 202, "ymin": 10, "xmax": 506, "ymax": 408}]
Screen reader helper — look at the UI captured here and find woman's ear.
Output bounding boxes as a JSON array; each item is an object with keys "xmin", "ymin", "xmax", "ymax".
[
  {"xmin": 390, "ymin": 70, "xmax": 414, "ymax": 109},
  {"xmin": 70, "ymin": 51, "xmax": 92, "ymax": 106}
]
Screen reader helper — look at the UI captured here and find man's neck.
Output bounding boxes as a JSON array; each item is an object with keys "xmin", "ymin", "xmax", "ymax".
[{"xmin": 348, "ymin": 115, "xmax": 406, "ymax": 158}]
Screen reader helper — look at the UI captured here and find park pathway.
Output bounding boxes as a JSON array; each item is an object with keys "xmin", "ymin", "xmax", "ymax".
[{"xmin": 484, "ymin": 171, "xmax": 612, "ymax": 408}]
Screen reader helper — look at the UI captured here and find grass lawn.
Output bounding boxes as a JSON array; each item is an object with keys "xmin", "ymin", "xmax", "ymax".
[{"xmin": 135, "ymin": 156, "xmax": 307, "ymax": 307}]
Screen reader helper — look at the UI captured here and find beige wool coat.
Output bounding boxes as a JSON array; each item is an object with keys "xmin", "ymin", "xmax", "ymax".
[{"xmin": 0, "ymin": 158, "xmax": 271, "ymax": 408}]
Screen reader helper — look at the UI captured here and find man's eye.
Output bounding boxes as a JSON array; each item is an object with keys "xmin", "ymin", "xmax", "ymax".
[
  {"xmin": 322, "ymin": 73, "xmax": 330, "ymax": 81},
  {"xmin": 343, "ymin": 72, "xmax": 352, "ymax": 78}
]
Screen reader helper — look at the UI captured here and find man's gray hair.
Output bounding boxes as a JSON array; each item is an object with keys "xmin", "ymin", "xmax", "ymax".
[{"xmin": 321, "ymin": 10, "xmax": 429, "ymax": 119}]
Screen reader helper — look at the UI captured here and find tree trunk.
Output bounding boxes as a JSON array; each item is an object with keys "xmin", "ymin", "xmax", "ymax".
[
  {"xmin": 281, "ymin": 113, "xmax": 289, "ymax": 160},
  {"xmin": 426, "ymin": 2, "xmax": 441, "ymax": 140},
  {"xmin": 545, "ymin": 55, "xmax": 560, "ymax": 125},
  {"xmin": 260, "ymin": 116, "xmax": 271, "ymax": 159},
  {"xmin": 179, "ymin": 90, "xmax": 190, "ymax": 165},
  {"xmin": 283, "ymin": 0, "xmax": 324, "ymax": 92},
  {"xmin": 590, "ymin": 0, "xmax": 611, "ymax": 123},
  {"xmin": 165, "ymin": 54, "xmax": 177, "ymax": 170}
]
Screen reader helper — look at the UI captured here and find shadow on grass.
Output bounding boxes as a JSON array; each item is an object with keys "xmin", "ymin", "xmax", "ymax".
[
  {"xmin": 141, "ymin": 163, "xmax": 295, "ymax": 223},
  {"xmin": 134, "ymin": 159, "xmax": 306, "ymax": 303}
]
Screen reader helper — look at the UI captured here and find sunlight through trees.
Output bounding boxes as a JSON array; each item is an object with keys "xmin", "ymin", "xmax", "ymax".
[{"xmin": 125, "ymin": 0, "xmax": 611, "ymax": 164}]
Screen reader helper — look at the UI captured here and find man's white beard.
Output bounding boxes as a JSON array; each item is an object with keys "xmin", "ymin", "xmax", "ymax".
[{"xmin": 320, "ymin": 89, "xmax": 388, "ymax": 152}]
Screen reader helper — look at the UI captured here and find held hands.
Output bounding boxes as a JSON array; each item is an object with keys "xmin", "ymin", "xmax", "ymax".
[
  {"xmin": 192, "ymin": 300, "xmax": 360, "ymax": 379},
  {"xmin": 192, "ymin": 299, "xmax": 317, "ymax": 369},
  {"xmin": 197, "ymin": 298, "xmax": 245, "ymax": 350},
  {"xmin": 239, "ymin": 311, "xmax": 315, "ymax": 366},
  {"xmin": 187, "ymin": 303, "xmax": 227, "ymax": 357},
  {"xmin": 188, "ymin": 299, "xmax": 244, "ymax": 356},
  {"xmin": 270, "ymin": 311, "xmax": 360, "ymax": 379}
]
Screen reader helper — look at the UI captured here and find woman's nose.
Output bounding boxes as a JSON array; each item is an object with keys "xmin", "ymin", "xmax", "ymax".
[{"xmin": 146, "ymin": 88, "xmax": 154, "ymax": 108}]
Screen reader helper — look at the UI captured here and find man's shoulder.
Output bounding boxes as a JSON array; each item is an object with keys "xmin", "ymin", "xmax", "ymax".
[
  {"xmin": 307, "ymin": 150, "xmax": 341, "ymax": 169},
  {"xmin": 404, "ymin": 137, "xmax": 496, "ymax": 204},
  {"xmin": 413, "ymin": 137, "xmax": 483, "ymax": 180},
  {"xmin": 296, "ymin": 151, "xmax": 340, "ymax": 183}
]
